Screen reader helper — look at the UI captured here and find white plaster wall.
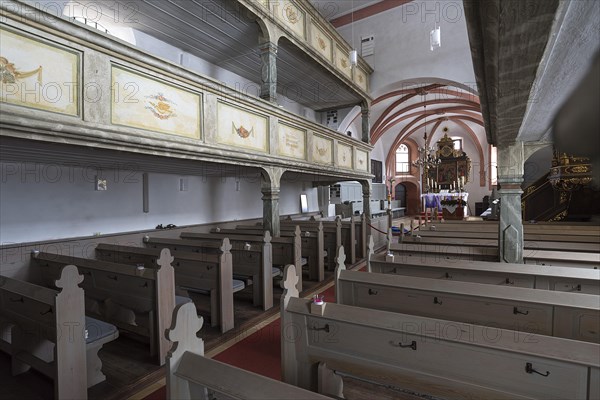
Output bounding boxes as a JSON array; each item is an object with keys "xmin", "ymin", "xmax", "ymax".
[
  {"xmin": 0, "ymin": 162, "xmax": 318, "ymax": 244},
  {"xmin": 336, "ymin": 0, "xmax": 476, "ymax": 95}
]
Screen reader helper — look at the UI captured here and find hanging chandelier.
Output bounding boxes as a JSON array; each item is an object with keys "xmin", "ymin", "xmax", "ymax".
[
  {"xmin": 412, "ymin": 101, "xmax": 441, "ymax": 192},
  {"xmin": 412, "ymin": 104, "xmax": 441, "ymax": 169}
]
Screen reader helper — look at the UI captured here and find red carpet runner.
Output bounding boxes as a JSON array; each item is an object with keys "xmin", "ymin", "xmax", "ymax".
[{"xmin": 142, "ymin": 284, "xmax": 337, "ymax": 399}]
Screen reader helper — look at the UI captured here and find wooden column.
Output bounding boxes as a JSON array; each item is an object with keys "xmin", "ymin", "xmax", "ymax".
[
  {"xmin": 361, "ymin": 101, "xmax": 371, "ymax": 143},
  {"xmin": 497, "ymin": 141, "xmax": 525, "ymax": 263},
  {"xmin": 259, "ymin": 41, "xmax": 278, "ymax": 103},
  {"xmin": 361, "ymin": 181, "xmax": 372, "ymax": 222},
  {"xmin": 262, "ymin": 187, "xmax": 280, "ymax": 237},
  {"xmin": 262, "ymin": 167, "xmax": 283, "ymax": 237}
]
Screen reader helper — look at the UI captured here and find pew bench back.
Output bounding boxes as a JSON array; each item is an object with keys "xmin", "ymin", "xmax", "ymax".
[
  {"xmin": 33, "ymin": 249, "xmax": 176, "ymax": 364},
  {"xmin": 144, "ymin": 235, "xmax": 271, "ymax": 310},
  {"xmin": 369, "ymin": 252, "xmax": 600, "ymax": 295},
  {"xmin": 94, "ymin": 243, "xmax": 234, "ymax": 333},
  {"xmin": 336, "ymin": 268, "xmax": 600, "ymax": 343},
  {"xmin": 280, "ymin": 265, "xmax": 600, "ymax": 400}
]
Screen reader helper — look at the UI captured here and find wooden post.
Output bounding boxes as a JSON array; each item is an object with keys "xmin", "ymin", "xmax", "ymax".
[
  {"xmin": 335, "ymin": 216, "xmax": 342, "ymax": 251},
  {"xmin": 218, "ymin": 239, "xmax": 234, "ymax": 333},
  {"xmin": 399, "ymin": 223, "xmax": 405, "ymax": 243},
  {"xmin": 293, "ymin": 226, "xmax": 303, "ymax": 292},
  {"xmin": 262, "ymin": 231, "xmax": 274, "ymax": 310},
  {"xmin": 360, "ymin": 213, "xmax": 367, "ymax": 259},
  {"xmin": 366, "ymin": 235, "xmax": 374, "ymax": 272},
  {"xmin": 165, "ymin": 302, "xmax": 205, "ymax": 400},
  {"xmin": 54, "ymin": 265, "xmax": 87, "ymax": 400},
  {"xmin": 155, "ymin": 248, "xmax": 176, "ymax": 365},
  {"xmin": 317, "ymin": 222, "xmax": 325, "ymax": 282},
  {"xmin": 280, "ymin": 265, "xmax": 299, "ymax": 385},
  {"xmin": 349, "ymin": 217, "xmax": 356, "ymax": 264},
  {"xmin": 334, "ymin": 246, "xmax": 346, "ymax": 304}
]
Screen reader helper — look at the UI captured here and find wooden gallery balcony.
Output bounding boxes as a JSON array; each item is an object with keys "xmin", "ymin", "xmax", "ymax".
[{"xmin": 0, "ymin": 0, "xmax": 374, "ymax": 182}]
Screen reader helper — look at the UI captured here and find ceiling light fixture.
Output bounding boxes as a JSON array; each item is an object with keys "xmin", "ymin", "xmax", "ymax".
[
  {"xmin": 430, "ymin": 25, "xmax": 441, "ymax": 51},
  {"xmin": 350, "ymin": 0, "xmax": 358, "ymax": 66}
]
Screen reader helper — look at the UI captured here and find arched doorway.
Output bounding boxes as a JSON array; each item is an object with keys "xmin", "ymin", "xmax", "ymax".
[{"xmin": 394, "ymin": 184, "xmax": 407, "ymax": 208}]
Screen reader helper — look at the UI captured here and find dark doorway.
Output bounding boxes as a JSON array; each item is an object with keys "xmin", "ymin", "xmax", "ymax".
[{"xmin": 394, "ymin": 184, "xmax": 407, "ymax": 208}]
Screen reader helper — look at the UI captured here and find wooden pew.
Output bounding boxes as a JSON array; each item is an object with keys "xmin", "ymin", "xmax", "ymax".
[
  {"xmin": 369, "ymin": 251, "xmax": 600, "ymax": 295},
  {"xmin": 180, "ymin": 230, "xmax": 302, "ymax": 290},
  {"xmin": 94, "ymin": 243, "xmax": 236, "ymax": 333},
  {"xmin": 209, "ymin": 228, "xmax": 302, "ymax": 286},
  {"xmin": 352, "ymin": 214, "xmax": 368, "ymax": 260},
  {"xmin": 283, "ymin": 211, "xmax": 323, "ymax": 220},
  {"xmin": 280, "ymin": 218, "xmax": 343, "ymax": 268},
  {"xmin": 144, "ymin": 234, "xmax": 273, "ymax": 310},
  {"xmin": 524, "ymin": 249, "xmax": 600, "ymax": 269},
  {"xmin": 403, "ymin": 235, "xmax": 600, "ymax": 253},
  {"xmin": 415, "ymin": 228, "xmax": 600, "ymax": 244},
  {"xmin": 233, "ymin": 224, "xmax": 325, "ymax": 283},
  {"xmin": 422, "ymin": 221, "xmax": 600, "ymax": 236},
  {"xmin": 388, "ymin": 242, "xmax": 600, "ymax": 268},
  {"xmin": 389, "ymin": 241, "xmax": 498, "ymax": 262},
  {"xmin": 1, "ymin": 266, "xmax": 88, "ymax": 398},
  {"xmin": 316, "ymin": 216, "xmax": 358, "ymax": 264},
  {"xmin": 32, "ymin": 249, "xmax": 176, "ymax": 364},
  {"xmin": 335, "ymin": 247, "xmax": 600, "ymax": 343},
  {"xmin": 280, "ymin": 265, "xmax": 600, "ymax": 400},
  {"xmin": 164, "ymin": 302, "xmax": 332, "ymax": 400},
  {"xmin": 180, "ymin": 231, "xmax": 301, "ymax": 296}
]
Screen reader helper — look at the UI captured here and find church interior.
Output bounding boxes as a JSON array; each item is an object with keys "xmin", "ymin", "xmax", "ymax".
[{"xmin": 0, "ymin": 0, "xmax": 599, "ymax": 399}]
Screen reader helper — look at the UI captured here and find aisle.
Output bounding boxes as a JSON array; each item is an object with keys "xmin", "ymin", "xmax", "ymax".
[{"xmin": 139, "ymin": 284, "xmax": 336, "ymax": 399}]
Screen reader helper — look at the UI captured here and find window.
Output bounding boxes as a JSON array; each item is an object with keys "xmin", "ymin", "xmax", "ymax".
[
  {"xmin": 452, "ymin": 137, "xmax": 463, "ymax": 151},
  {"xmin": 395, "ymin": 144, "xmax": 410, "ymax": 174},
  {"xmin": 490, "ymin": 145, "xmax": 498, "ymax": 186}
]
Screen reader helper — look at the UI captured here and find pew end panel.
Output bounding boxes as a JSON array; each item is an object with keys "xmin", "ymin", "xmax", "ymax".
[{"xmin": 0, "ymin": 265, "xmax": 88, "ymax": 399}]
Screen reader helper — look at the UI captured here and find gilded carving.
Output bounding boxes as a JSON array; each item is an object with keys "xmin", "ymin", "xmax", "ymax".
[
  {"xmin": 559, "ymin": 191, "xmax": 571, "ymax": 204},
  {"xmin": 549, "ymin": 150, "xmax": 592, "ymax": 191},
  {"xmin": 550, "ymin": 210, "xmax": 568, "ymax": 221},
  {"xmin": 568, "ymin": 165, "xmax": 590, "ymax": 174},
  {"xmin": 524, "ymin": 185, "xmax": 536, "ymax": 197}
]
